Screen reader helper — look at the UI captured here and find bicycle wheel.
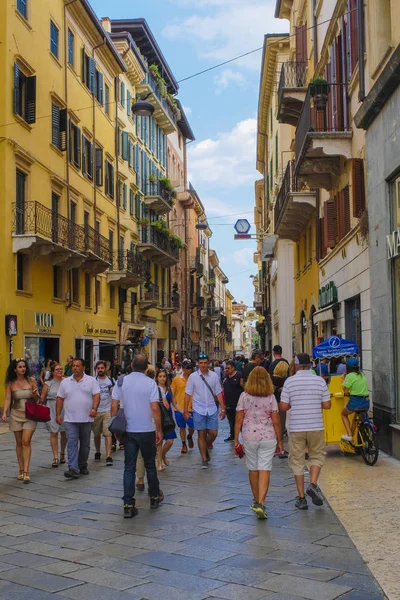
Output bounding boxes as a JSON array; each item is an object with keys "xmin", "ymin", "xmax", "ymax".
[{"xmin": 359, "ymin": 423, "xmax": 379, "ymax": 466}]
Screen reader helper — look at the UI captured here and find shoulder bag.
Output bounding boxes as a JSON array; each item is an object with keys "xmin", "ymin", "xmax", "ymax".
[
  {"xmin": 25, "ymin": 401, "xmax": 51, "ymax": 423},
  {"xmin": 200, "ymin": 374, "xmax": 219, "ymax": 407},
  {"xmin": 108, "ymin": 375, "xmax": 126, "ymax": 434},
  {"xmin": 157, "ymin": 386, "xmax": 175, "ymax": 436}
]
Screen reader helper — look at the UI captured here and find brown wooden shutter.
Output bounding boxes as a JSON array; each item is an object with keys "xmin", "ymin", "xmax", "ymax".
[
  {"xmin": 343, "ymin": 185, "xmax": 351, "ymax": 233},
  {"xmin": 349, "ymin": 0, "xmax": 358, "ymax": 73},
  {"xmin": 324, "ymin": 199, "xmax": 336, "ymax": 248},
  {"xmin": 352, "ymin": 158, "xmax": 366, "ymax": 217},
  {"xmin": 296, "ymin": 24, "xmax": 307, "ymax": 62},
  {"xmin": 334, "ymin": 35, "xmax": 344, "ymax": 130},
  {"xmin": 320, "ymin": 217, "xmax": 327, "ymax": 258}
]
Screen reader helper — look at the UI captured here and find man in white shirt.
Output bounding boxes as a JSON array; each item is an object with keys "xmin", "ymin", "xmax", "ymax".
[
  {"xmin": 111, "ymin": 353, "xmax": 163, "ymax": 518},
  {"xmin": 184, "ymin": 353, "xmax": 226, "ymax": 469},
  {"xmin": 280, "ymin": 353, "xmax": 331, "ymax": 510},
  {"xmin": 56, "ymin": 358, "xmax": 100, "ymax": 479},
  {"xmin": 93, "ymin": 360, "xmax": 114, "ymax": 466}
]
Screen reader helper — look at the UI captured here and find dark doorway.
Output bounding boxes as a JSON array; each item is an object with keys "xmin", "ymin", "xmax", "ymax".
[{"xmin": 345, "ymin": 295, "xmax": 362, "ymax": 363}]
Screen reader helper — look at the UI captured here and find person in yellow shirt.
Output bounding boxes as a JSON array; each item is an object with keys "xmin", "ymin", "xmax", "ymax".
[{"xmin": 171, "ymin": 359, "xmax": 194, "ymax": 453}]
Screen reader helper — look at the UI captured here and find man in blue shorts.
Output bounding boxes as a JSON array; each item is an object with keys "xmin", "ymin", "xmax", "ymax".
[
  {"xmin": 184, "ymin": 353, "xmax": 226, "ymax": 469},
  {"xmin": 171, "ymin": 359, "xmax": 195, "ymax": 453}
]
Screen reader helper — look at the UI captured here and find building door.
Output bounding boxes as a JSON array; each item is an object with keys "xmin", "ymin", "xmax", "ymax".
[{"xmin": 345, "ymin": 295, "xmax": 361, "ymax": 361}]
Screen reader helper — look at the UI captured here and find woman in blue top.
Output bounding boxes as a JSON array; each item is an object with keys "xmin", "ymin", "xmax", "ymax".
[{"xmin": 156, "ymin": 369, "xmax": 177, "ymax": 471}]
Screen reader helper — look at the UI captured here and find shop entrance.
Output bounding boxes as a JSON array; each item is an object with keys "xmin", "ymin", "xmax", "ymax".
[{"xmin": 25, "ymin": 336, "xmax": 60, "ymax": 384}]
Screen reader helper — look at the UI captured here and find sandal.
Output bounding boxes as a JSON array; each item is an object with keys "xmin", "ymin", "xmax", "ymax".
[
  {"xmin": 163, "ymin": 456, "xmax": 170, "ymax": 467},
  {"xmin": 18, "ymin": 470, "xmax": 24, "ymax": 481},
  {"xmin": 23, "ymin": 472, "xmax": 30, "ymax": 484},
  {"xmin": 52, "ymin": 458, "xmax": 59, "ymax": 468},
  {"xmin": 59, "ymin": 453, "xmax": 66, "ymax": 464}
]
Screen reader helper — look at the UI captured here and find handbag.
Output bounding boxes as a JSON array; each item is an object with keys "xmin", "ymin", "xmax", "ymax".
[
  {"xmin": 108, "ymin": 408, "xmax": 126, "ymax": 435},
  {"xmin": 234, "ymin": 443, "xmax": 245, "ymax": 459},
  {"xmin": 25, "ymin": 401, "xmax": 51, "ymax": 423},
  {"xmin": 158, "ymin": 387, "xmax": 175, "ymax": 436}
]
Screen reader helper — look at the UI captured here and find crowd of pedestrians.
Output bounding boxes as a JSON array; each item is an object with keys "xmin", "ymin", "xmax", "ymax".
[{"xmin": 1, "ymin": 346, "xmax": 365, "ymax": 522}]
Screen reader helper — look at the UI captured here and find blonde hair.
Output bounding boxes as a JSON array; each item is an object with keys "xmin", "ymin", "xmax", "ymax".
[
  {"xmin": 273, "ymin": 360, "xmax": 289, "ymax": 379},
  {"xmin": 245, "ymin": 366, "xmax": 274, "ymax": 397}
]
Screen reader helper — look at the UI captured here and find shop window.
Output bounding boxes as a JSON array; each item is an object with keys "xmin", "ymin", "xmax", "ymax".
[
  {"xmin": 53, "ymin": 265, "xmax": 63, "ymax": 299},
  {"xmin": 85, "ymin": 273, "xmax": 92, "ymax": 308},
  {"xmin": 14, "ymin": 63, "xmax": 36, "ymax": 124},
  {"xmin": 16, "ymin": 252, "xmax": 29, "ymax": 291},
  {"xmin": 68, "ymin": 29, "xmax": 74, "ymax": 66},
  {"xmin": 71, "ymin": 268, "xmax": 79, "ymax": 304},
  {"xmin": 50, "ymin": 21, "xmax": 59, "ymax": 59},
  {"xmin": 51, "ymin": 104, "xmax": 67, "ymax": 151},
  {"xmin": 17, "ymin": 0, "xmax": 27, "ymax": 19},
  {"xmin": 110, "ymin": 286, "xmax": 115, "ymax": 309},
  {"xmin": 82, "ymin": 135, "xmax": 93, "ymax": 180},
  {"xmin": 69, "ymin": 121, "xmax": 81, "ymax": 168}
]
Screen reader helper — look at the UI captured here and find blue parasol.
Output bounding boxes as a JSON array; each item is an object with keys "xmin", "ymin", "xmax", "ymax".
[{"xmin": 313, "ymin": 336, "xmax": 358, "ymax": 359}]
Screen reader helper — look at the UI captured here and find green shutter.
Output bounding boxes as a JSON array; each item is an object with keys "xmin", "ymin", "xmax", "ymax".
[{"xmin": 122, "ymin": 131, "xmax": 129, "ymax": 161}]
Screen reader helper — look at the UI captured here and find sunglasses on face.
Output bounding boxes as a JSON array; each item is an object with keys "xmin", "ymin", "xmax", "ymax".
[{"xmin": 199, "ymin": 354, "xmax": 208, "ymax": 359}]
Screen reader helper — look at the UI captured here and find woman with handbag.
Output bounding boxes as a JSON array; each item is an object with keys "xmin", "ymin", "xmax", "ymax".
[
  {"xmin": 40, "ymin": 363, "xmax": 66, "ymax": 468},
  {"xmin": 1, "ymin": 359, "xmax": 40, "ymax": 483},
  {"xmin": 156, "ymin": 369, "xmax": 177, "ymax": 471},
  {"xmin": 234, "ymin": 366, "xmax": 283, "ymax": 520}
]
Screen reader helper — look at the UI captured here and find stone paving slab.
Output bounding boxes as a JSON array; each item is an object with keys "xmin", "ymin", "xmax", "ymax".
[{"xmin": 0, "ymin": 426, "xmax": 387, "ymax": 600}]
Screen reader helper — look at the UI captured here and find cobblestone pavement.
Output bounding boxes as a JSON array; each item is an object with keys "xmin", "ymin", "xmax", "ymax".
[{"xmin": 0, "ymin": 423, "xmax": 386, "ymax": 600}]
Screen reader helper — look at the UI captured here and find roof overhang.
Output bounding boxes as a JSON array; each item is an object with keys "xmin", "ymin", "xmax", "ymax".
[
  {"xmin": 177, "ymin": 100, "xmax": 195, "ymax": 141},
  {"xmin": 275, "ymin": 0, "xmax": 294, "ymax": 19}
]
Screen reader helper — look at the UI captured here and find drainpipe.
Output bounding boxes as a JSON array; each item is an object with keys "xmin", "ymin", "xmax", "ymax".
[
  {"xmin": 114, "ymin": 76, "xmax": 122, "ymax": 348},
  {"xmin": 312, "ymin": 0, "xmax": 318, "ymax": 72},
  {"xmin": 184, "ymin": 207, "xmax": 189, "ymax": 354},
  {"xmin": 357, "ymin": 0, "xmax": 366, "ymax": 101}
]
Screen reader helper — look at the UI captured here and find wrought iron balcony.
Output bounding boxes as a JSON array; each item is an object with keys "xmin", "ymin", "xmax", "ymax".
[
  {"xmin": 277, "ymin": 61, "xmax": 308, "ymax": 126},
  {"xmin": 107, "ymin": 249, "xmax": 148, "ymax": 287},
  {"xmin": 136, "ymin": 71, "xmax": 178, "ymax": 134},
  {"xmin": 274, "ymin": 160, "xmax": 316, "ymax": 241},
  {"xmin": 159, "ymin": 292, "xmax": 180, "ymax": 315},
  {"xmin": 12, "ymin": 201, "xmax": 86, "ymax": 267},
  {"xmin": 138, "ymin": 225, "xmax": 180, "ymax": 267},
  {"xmin": 139, "ymin": 284, "xmax": 160, "ymax": 310},
  {"xmin": 144, "ymin": 181, "xmax": 174, "ymax": 214},
  {"xmin": 207, "ymin": 303, "xmax": 222, "ymax": 320},
  {"xmin": 295, "ymin": 84, "xmax": 352, "ymax": 189},
  {"xmin": 83, "ymin": 224, "xmax": 111, "ymax": 275}
]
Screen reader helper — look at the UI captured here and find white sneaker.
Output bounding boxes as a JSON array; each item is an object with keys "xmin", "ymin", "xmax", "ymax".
[{"xmin": 341, "ymin": 434, "xmax": 353, "ymax": 442}]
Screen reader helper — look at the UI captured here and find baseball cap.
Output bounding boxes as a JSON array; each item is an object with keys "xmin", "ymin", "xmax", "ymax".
[
  {"xmin": 182, "ymin": 359, "xmax": 194, "ymax": 369},
  {"xmin": 346, "ymin": 357, "xmax": 359, "ymax": 368},
  {"xmin": 272, "ymin": 345, "xmax": 282, "ymax": 354},
  {"xmin": 295, "ymin": 353, "xmax": 311, "ymax": 365}
]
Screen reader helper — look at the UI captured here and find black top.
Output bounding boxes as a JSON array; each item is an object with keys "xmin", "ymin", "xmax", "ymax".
[
  {"xmin": 269, "ymin": 358, "xmax": 289, "ymax": 388},
  {"xmin": 242, "ymin": 362, "xmax": 257, "ymax": 382},
  {"xmin": 223, "ymin": 371, "xmax": 244, "ymax": 407}
]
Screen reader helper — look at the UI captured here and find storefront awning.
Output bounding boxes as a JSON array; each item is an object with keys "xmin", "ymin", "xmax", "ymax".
[
  {"xmin": 261, "ymin": 235, "xmax": 277, "ymax": 261},
  {"xmin": 312, "ymin": 306, "xmax": 335, "ymax": 324}
]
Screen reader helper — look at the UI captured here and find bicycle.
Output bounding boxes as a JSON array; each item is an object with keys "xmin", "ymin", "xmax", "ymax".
[{"xmin": 340, "ymin": 410, "xmax": 379, "ymax": 466}]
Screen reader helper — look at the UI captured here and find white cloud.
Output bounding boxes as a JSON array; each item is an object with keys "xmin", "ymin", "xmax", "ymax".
[
  {"xmin": 187, "ymin": 118, "xmax": 257, "ymax": 190},
  {"xmin": 163, "ymin": 1, "xmax": 288, "ymax": 72},
  {"xmin": 213, "ymin": 68, "xmax": 246, "ymax": 94},
  {"xmin": 231, "ymin": 247, "xmax": 254, "ymax": 267}
]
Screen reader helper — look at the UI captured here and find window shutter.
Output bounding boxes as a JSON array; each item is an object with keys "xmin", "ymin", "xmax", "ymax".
[
  {"xmin": 81, "ymin": 48, "xmax": 86, "ymax": 83},
  {"xmin": 320, "ymin": 217, "xmax": 327, "ymax": 258},
  {"xmin": 121, "ymin": 81, "xmax": 125, "ymax": 107},
  {"xmin": 343, "ymin": 185, "xmax": 351, "ymax": 233},
  {"xmin": 26, "ymin": 76, "xmax": 36, "ymax": 124},
  {"xmin": 135, "ymin": 194, "xmax": 141, "ymax": 218},
  {"xmin": 349, "ymin": 0, "xmax": 358, "ymax": 73},
  {"xmin": 82, "ymin": 135, "xmax": 87, "ymax": 175},
  {"xmin": 128, "ymin": 140, "xmax": 132, "ymax": 168},
  {"xmin": 134, "ymin": 143, "xmax": 138, "ymax": 173},
  {"xmin": 95, "ymin": 148, "xmax": 103, "ymax": 186},
  {"xmin": 52, "ymin": 104, "xmax": 60, "ymax": 147},
  {"xmin": 324, "ymin": 199, "xmax": 336, "ymax": 248},
  {"xmin": 69, "ymin": 120, "xmax": 73, "ymax": 162},
  {"xmin": 129, "ymin": 188, "xmax": 134, "ymax": 215},
  {"xmin": 76, "ymin": 127, "xmax": 81, "ymax": 168},
  {"xmin": 123, "ymin": 183, "xmax": 127, "ymax": 210},
  {"xmin": 98, "ymin": 72, "xmax": 104, "ymax": 105},
  {"xmin": 352, "ymin": 158, "xmax": 366, "ymax": 217},
  {"xmin": 127, "ymin": 90, "xmax": 131, "ymax": 116},
  {"xmin": 88, "ymin": 142, "xmax": 93, "ymax": 179},
  {"xmin": 295, "ymin": 24, "xmax": 307, "ymax": 63},
  {"xmin": 14, "ymin": 63, "xmax": 20, "ymax": 115},
  {"xmin": 109, "ymin": 163, "xmax": 114, "ymax": 199},
  {"xmin": 105, "ymin": 160, "xmax": 109, "ymax": 195},
  {"xmin": 89, "ymin": 58, "xmax": 96, "ymax": 94},
  {"xmin": 59, "ymin": 108, "xmax": 67, "ymax": 151},
  {"xmin": 122, "ymin": 131, "xmax": 129, "ymax": 161}
]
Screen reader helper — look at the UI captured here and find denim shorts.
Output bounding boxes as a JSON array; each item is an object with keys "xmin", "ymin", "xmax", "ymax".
[
  {"xmin": 193, "ymin": 410, "xmax": 219, "ymax": 431},
  {"xmin": 346, "ymin": 395, "xmax": 370, "ymax": 412},
  {"xmin": 175, "ymin": 411, "xmax": 194, "ymax": 429}
]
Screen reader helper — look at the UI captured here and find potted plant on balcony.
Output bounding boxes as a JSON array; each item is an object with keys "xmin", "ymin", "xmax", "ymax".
[
  {"xmin": 150, "ymin": 219, "xmax": 168, "ymax": 233},
  {"xmin": 159, "ymin": 176, "xmax": 173, "ymax": 193},
  {"xmin": 148, "ymin": 174, "xmax": 157, "ymax": 183},
  {"xmin": 137, "ymin": 217, "xmax": 149, "ymax": 229},
  {"xmin": 309, "ymin": 78, "xmax": 330, "ymax": 110},
  {"xmin": 171, "ymin": 234, "xmax": 184, "ymax": 249}
]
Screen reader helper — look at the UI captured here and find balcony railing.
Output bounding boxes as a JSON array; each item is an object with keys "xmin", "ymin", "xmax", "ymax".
[
  {"xmin": 278, "ymin": 61, "xmax": 307, "ymax": 106},
  {"xmin": 274, "ymin": 161, "xmax": 309, "ymax": 230},
  {"xmin": 141, "ymin": 284, "xmax": 160, "ymax": 303},
  {"xmin": 295, "ymin": 83, "xmax": 350, "ymax": 165},
  {"xmin": 140, "ymin": 225, "xmax": 180, "ymax": 262},
  {"xmin": 109, "ymin": 249, "xmax": 148, "ymax": 278},
  {"xmin": 142, "ymin": 72, "xmax": 178, "ymax": 124},
  {"xmin": 84, "ymin": 224, "xmax": 110, "ymax": 264},
  {"xmin": 159, "ymin": 293, "xmax": 180, "ymax": 310},
  {"xmin": 145, "ymin": 181, "xmax": 174, "ymax": 206},
  {"xmin": 13, "ymin": 201, "xmax": 85, "ymax": 253}
]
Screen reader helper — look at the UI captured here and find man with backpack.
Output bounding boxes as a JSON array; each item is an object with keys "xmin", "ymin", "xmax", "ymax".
[
  {"xmin": 269, "ymin": 345, "xmax": 290, "ymax": 458},
  {"xmin": 93, "ymin": 360, "xmax": 114, "ymax": 466}
]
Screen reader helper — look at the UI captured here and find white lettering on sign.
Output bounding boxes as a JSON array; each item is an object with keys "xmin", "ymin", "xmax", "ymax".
[
  {"xmin": 386, "ymin": 229, "xmax": 400, "ymax": 259},
  {"xmin": 34, "ymin": 313, "xmax": 54, "ymax": 328}
]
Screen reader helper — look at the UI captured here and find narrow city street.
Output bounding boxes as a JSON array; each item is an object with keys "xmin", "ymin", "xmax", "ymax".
[{"xmin": 0, "ymin": 423, "xmax": 386, "ymax": 600}]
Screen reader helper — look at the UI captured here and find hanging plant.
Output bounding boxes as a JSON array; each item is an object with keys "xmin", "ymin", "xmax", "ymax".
[
  {"xmin": 148, "ymin": 174, "xmax": 157, "ymax": 183},
  {"xmin": 149, "ymin": 63, "xmax": 160, "ymax": 77},
  {"xmin": 159, "ymin": 176, "xmax": 174, "ymax": 192},
  {"xmin": 150, "ymin": 219, "xmax": 168, "ymax": 232},
  {"xmin": 171, "ymin": 234, "xmax": 184, "ymax": 249},
  {"xmin": 137, "ymin": 217, "xmax": 149, "ymax": 227}
]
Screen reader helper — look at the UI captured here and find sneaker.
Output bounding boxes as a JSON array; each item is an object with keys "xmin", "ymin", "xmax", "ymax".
[
  {"xmin": 206, "ymin": 449, "xmax": 210, "ymax": 462},
  {"xmin": 250, "ymin": 501, "xmax": 258, "ymax": 513},
  {"xmin": 201, "ymin": 460, "xmax": 209, "ymax": 469},
  {"xmin": 295, "ymin": 496, "xmax": 308, "ymax": 510},
  {"xmin": 119, "ymin": 444, "xmax": 125, "ymax": 451},
  {"xmin": 64, "ymin": 469, "xmax": 79, "ymax": 479},
  {"xmin": 306, "ymin": 483, "xmax": 324, "ymax": 506},
  {"xmin": 342, "ymin": 434, "xmax": 353, "ymax": 442},
  {"xmin": 79, "ymin": 467, "xmax": 89, "ymax": 475},
  {"xmin": 181, "ymin": 443, "xmax": 188, "ymax": 454},
  {"xmin": 94, "ymin": 452, "xmax": 101, "ymax": 461},
  {"xmin": 111, "ymin": 443, "xmax": 116, "ymax": 453},
  {"xmin": 224, "ymin": 436, "xmax": 234, "ymax": 442},
  {"xmin": 106, "ymin": 456, "xmax": 113, "ymax": 466},
  {"xmin": 255, "ymin": 504, "xmax": 268, "ymax": 520},
  {"xmin": 187, "ymin": 434, "xmax": 194, "ymax": 449},
  {"xmin": 124, "ymin": 504, "xmax": 138, "ymax": 518},
  {"xmin": 278, "ymin": 450, "xmax": 289, "ymax": 459},
  {"xmin": 150, "ymin": 490, "xmax": 164, "ymax": 509}
]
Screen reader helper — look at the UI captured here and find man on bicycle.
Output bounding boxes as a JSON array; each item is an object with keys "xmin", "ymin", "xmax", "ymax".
[{"xmin": 341, "ymin": 357, "xmax": 369, "ymax": 442}]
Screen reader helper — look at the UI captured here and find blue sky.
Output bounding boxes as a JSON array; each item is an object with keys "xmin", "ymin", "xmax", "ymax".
[{"xmin": 91, "ymin": 0, "xmax": 287, "ymax": 305}]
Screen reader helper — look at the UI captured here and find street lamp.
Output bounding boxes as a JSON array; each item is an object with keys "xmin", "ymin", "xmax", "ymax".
[
  {"xmin": 196, "ymin": 222, "xmax": 208, "ymax": 231},
  {"xmin": 131, "ymin": 94, "xmax": 155, "ymax": 117},
  {"xmin": 222, "ymin": 277, "xmax": 229, "ymax": 284}
]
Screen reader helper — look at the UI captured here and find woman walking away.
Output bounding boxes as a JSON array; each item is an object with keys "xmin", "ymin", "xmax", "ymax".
[
  {"xmin": 1, "ymin": 359, "xmax": 40, "ymax": 483},
  {"xmin": 234, "ymin": 366, "xmax": 283, "ymax": 519},
  {"xmin": 41, "ymin": 363, "xmax": 66, "ymax": 467},
  {"xmin": 341, "ymin": 357, "xmax": 370, "ymax": 441},
  {"xmin": 156, "ymin": 369, "xmax": 177, "ymax": 471}
]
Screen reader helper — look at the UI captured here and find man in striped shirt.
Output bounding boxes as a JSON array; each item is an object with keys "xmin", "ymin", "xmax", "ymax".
[{"xmin": 280, "ymin": 353, "xmax": 331, "ymax": 510}]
